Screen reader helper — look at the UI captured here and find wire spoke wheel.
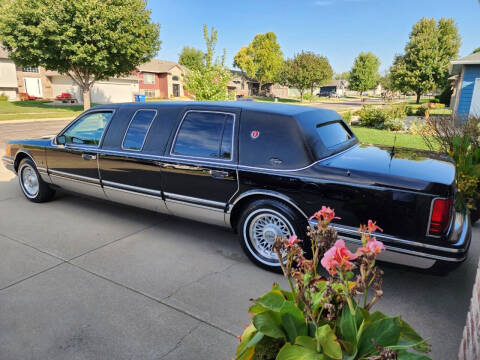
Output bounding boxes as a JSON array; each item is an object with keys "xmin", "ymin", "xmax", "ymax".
[
  {"xmin": 248, "ymin": 211, "xmax": 293, "ymax": 261},
  {"xmin": 20, "ymin": 164, "xmax": 39, "ymax": 198}
]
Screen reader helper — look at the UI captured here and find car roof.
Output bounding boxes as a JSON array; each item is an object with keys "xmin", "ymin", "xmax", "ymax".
[{"xmin": 94, "ymin": 101, "xmax": 339, "ymax": 118}]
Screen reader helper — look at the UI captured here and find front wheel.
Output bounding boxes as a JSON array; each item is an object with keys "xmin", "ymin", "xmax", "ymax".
[
  {"xmin": 18, "ymin": 158, "xmax": 55, "ymax": 203},
  {"xmin": 237, "ymin": 199, "xmax": 306, "ymax": 272}
]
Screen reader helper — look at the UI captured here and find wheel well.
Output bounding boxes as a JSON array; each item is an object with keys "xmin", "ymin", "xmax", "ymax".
[
  {"xmin": 14, "ymin": 152, "xmax": 31, "ymax": 173},
  {"xmin": 229, "ymin": 194, "xmax": 307, "ymax": 232}
]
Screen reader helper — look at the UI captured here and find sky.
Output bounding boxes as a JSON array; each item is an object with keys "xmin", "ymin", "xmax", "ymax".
[{"xmin": 148, "ymin": 0, "xmax": 479, "ymax": 74}]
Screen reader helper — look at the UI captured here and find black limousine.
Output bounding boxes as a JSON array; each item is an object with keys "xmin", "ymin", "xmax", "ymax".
[{"xmin": 2, "ymin": 102, "xmax": 471, "ymax": 272}]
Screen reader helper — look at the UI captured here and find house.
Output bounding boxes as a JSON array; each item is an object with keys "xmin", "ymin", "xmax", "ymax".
[
  {"xmin": 319, "ymin": 80, "xmax": 349, "ymax": 96},
  {"xmin": 0, "ymin": 47, "xmax": 18, "ymax": 100},
  {"xmin": 450, "ymin": 52, "xmax": 480, "ymax": 119},
  {"xmin": 46, "ymin": 71, "xmax": 139, "ymax": 104},
  {"xmin": 136, "ymin": 60, "xmax": 188, "ymax": 99},
  {"xmin": 228, "ymin": 70, "xmax": 255, "ymax": 98}
]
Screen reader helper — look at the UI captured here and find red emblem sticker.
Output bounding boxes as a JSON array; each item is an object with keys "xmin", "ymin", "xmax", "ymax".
[{"xmin": 251, "ymin": 130, "xmax": 260, "ymax": 139}]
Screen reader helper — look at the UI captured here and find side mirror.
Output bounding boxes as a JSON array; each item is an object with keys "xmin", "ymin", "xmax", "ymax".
[{"xmin": 56, "ymin": 135, "xmax": 66, "ymax": 145}]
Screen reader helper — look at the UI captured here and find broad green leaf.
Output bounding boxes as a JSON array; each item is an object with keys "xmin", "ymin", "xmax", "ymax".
[
  {"xmin": 316, "ymin": 325, "xmax": 342, "ymax": 360},
  {"xmin": 357, "ymin": 317, "xmax": 401, "ymax": 357},
  {"xmin": 398, "ymin": 319, "xmax": 431, "ymax": 353},
  {"xmin": 339, "ymin": 340, "xmax": 356, "ymax": 360},
  {"xmin": 279, "ymin": 301, "xmax": 307, "ymax": 343},
  {"xmin": 253, "ymin": 311, "xmax": 285, "ymax": 339},
  {"xmin": 235, "ymin": 324, "xmax": 258, "ymax": 360},
  {"xmin": 276, "ymin": 343, "xmax": 328, "ymax": 360},
  {"xmin": 397, "ymin": 350, "xmax": 432, "ymax": 360},
  {"xmin": 295, "ymin": 336, "xmax": 317, "ymax": 351},
  {"xmin": 257, "ymin": 291, "xmax": 286, "ymax": 312},
  {"xmin": 367, "ymin": 311, "xmax": 389, "ymax": 324},
  {"xmin": 338, "ymin": 302, "xmax": 363, "ymax": 345},
  {"xmin": 235, "ymin": 331, "xmax": 264, "ymax": 360},
  {"xmin": 248, "ymin": 303, "xmax": 268, "ymax": 314}
]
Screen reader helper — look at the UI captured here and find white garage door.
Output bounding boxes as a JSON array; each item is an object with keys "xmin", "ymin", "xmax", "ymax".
[
  {"xmin": 470, "ymin": 78, "xmax": 480, "ymax": 118},
  {"xmin": 91, "ymin": 82, "xmax": 135, "ymax": 103}
]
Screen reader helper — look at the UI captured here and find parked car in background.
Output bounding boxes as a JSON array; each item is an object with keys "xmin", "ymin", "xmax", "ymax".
[
  {"xmin": 317, "ymin": 90, "xmax": 338, "ymax": 98},
  {"xmin": 2, "ymin": 102, "xmax": 471, "ymax": 273}
]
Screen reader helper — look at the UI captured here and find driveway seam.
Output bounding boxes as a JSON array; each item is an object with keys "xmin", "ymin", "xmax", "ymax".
[
  {"xmin": 68, "ymin": 262, "xmax": 238, "ymax": 338},
  {"xmin": 0, "ymin": 231, "xmax": 67, "ymax": 261},
  {"xmin": 157, "ymin": 322, "xmax": 202, "ymax": 359},
  {"xmin": 67, "ymin": 223, "xmax": 158, "ymax": 262},
  {"xmin": 0, "ymin": 262, "xmax": 65, "ymax": 292}
]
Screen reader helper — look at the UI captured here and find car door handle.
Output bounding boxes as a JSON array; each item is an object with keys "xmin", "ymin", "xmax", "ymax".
[
  {"xmin": 82, "ymin": 153, "xmax": 97, "ymax": 161},
  {"xmin": 209, "ymin": 170, "xmax": 229, "ymax": 179}
]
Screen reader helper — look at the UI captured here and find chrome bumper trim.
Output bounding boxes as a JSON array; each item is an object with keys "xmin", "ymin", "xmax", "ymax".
[{"xmin": 1, "ymin": 156, "xmax": 15, "ymax": 173}]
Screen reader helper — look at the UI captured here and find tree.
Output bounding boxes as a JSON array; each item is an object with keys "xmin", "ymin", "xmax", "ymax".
[
  {"xmin": 234, "ymin": 32, "xmax": 283, "ymax": 95},
  {"xmin": 278, "ymin": 52, "xmax": 333, "ymax": 102},
  {"xmin": 348, "ymin": 52, "xmax": 380, "ymax": 100},
  {"xmin": 184, "ymin": 25, "xmax": 232, "ymax": 101},
  {"xmin": 0, "ymin": 0, "xmax": 160, "ymax": 110},
  {"xmin": 390, "ymin": 17, "xmax": 460, "ymax": 104},
  {"xmin": 334, "ymin": 72, "xmax": 350, "ymax": 81},
  {"xmin": 473, "ymin": 47, "xmax": 480, "ymax": 54},
  {"xmin": 178, "ymin": 46, "xmax": 204, "ymax": 71}
]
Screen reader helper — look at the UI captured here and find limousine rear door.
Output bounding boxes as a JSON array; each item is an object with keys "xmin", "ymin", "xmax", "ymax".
[{"xmin": 160, "ymin": 109, "xmax": 239, "ymax": 227}]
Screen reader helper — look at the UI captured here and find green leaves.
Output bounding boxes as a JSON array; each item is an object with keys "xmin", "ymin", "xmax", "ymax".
[
  {"xmin": 349, "ymin": 52, "xmax": 381, "ymax": 93},
  {"xmin": 253, "ymin": 311, "xmax": 285, "ymax": 339},
  {"xmin": 276, "ymin": 341, "xmax": 328, "ymax": 360},
  {"xmin": 316, "ymin": 325, "xmax": 342, "ymax": 359},
  {"xmin": 357, "ymin": 317, "xmax": 401, "ymax": 357}
]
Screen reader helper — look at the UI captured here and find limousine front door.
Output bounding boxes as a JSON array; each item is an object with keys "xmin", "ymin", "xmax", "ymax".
[
  {"xmin": 160, "ymin": 110, "xmax": 238, "ymax": 227},
  {"xmin": 46, "ymin": 110, "xmax": 113, "ymax": 199}
]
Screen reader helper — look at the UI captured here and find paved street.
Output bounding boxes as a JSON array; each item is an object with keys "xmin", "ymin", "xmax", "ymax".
[{"xmin": 0, "ymin": 119, "xmax": 478, "ymax": 359}]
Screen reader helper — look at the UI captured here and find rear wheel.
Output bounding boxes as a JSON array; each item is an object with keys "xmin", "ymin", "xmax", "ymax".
[
  {"xmin": 18, "ymin": 158, "xmax": 55, "ymax": 203},
  {"xmin": 237, "ymin": 199, "xmax": 306, "ymax": 272}
]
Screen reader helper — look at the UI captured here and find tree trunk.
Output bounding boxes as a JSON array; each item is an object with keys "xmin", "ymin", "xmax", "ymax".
[
  {"xmin": 82, "ymin": 88, "xmax": 91, "ymax": 110},
  {"xmin": 416, "ymin": 92, "xmax": 421, "ymax": 104},
  {"xmin": 310, "ymin": 85, "xmax": 314, "ymax": 103},
  {"xmin": 258, "ymin": 81, "xmax": 263, "ymax": 96},
  {"xmin": 300, "ymin": 90, "xmax": 304, "ymax": 103}
]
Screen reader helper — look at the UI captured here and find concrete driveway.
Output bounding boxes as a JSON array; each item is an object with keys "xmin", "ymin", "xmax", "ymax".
[{"xmin": 0, "ymin": 119, "xmax": 478, "ymax": 359}]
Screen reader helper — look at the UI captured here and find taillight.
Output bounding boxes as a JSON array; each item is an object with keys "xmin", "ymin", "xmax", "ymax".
[{"xmin": 429, "ymin": 198, "xmax": 452, "ymax": 235}]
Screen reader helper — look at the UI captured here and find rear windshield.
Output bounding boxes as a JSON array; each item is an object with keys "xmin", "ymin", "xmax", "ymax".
[{"xmin": 316, "ymin": 121, "xmax": 352, "ymax": 149}]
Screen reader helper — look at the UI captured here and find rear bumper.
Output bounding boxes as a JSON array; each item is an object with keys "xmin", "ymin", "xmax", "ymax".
[
  {"xmin": 309, "ymin": 211, "xmax": 471, "ymax": 270},
  {"xmin": 1, "ymin": 156, "xmax": 15, "ymax": 173}
]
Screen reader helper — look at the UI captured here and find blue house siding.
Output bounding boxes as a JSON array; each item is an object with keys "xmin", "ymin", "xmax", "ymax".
[{"xmin": 457, "ymin": 65, "xmax": 480, "ymax": 117}]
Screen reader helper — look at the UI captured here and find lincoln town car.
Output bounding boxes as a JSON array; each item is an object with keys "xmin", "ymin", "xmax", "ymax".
[{"xmin": 1, "ymin": 102, "xmax": 471, "ymax": 272}]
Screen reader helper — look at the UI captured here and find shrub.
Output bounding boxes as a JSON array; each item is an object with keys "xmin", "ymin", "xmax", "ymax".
[
  {"xmin": 384, "ymin": 117, "xmax": 405, "ymax": 131},
  {"xmin": 0, "ymin": 92, "xmax": 8, "ymax": 101},
  {"xmin": 358, "ymin": 105, "xmax": 406, "ymax": 129},
  {"xmin": 415, "ymin": 106, "xmax": 428, "ymax": 116},
  {"xmin": 235, "ymin": 208, "xmax": 432, "ymax": 360},
  {"xmin": 341, "ymin": 111, "xmax": 353, "ymax": 124},
  {"xmin": 435, "ymin": 86, "xmax": 453, "ymax": 106}
]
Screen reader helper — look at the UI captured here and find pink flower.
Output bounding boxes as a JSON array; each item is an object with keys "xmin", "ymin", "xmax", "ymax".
[
  {"xmin": 367, "ymin": 220, "xmax": 383, "ymax": 233},
  {"xmin": 286, "ymin": 235, "xmax": 300, "ymax": 248},
  {"xmin": 310, "ymin": 206, "xmax": 341, "ymax": 224},
  {"xmin": 358, "ymin": 237, "xmax": 385, "ymax": 255},
  {"xmin": 321, "ymin": 239, "xmax": 358, "ymax": 275}
]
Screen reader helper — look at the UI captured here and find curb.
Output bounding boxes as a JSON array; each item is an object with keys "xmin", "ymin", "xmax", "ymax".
[{"xmin": 0, "ymin": 117, "xmax": 75, "ymax": 124}]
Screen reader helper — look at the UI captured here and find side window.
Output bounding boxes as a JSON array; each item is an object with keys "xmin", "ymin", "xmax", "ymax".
[
  {"xmin": 122, "ymin": 110, "xmax": 157, "ymax": 151},
  {"xmin": 172, "ymin": 112, "xmax": 234, "ymax": 160},
  {"xmin": 63, "ymin": 112, "xmax": 112, "ymax": 146}
]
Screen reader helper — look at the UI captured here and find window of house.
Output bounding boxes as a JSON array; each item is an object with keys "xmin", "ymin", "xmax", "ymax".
[
  {"xmin": 172, "ymin": 75, "xmax": 179, "ymax": 81},
  {"xmin": 144, "ymin": 90, "xmax": 155, "ymax": 98},
  {"xmin": 172, "ymin": 112, "xmax": 234, "ymax": 160},
  {"xmin": 122, "ymin": 110, "xmax": 156, "ymax": 151},
  {"xmin": 143, "ymin": 73, "xmax": 155, "ymax": 84},
  {"xmin": 22, "ymin": 67, "xmax": 39, "ymax": 73},
  {"xmin": 62, "ymin": 112, "xmax": 112, "ymax": 146}
]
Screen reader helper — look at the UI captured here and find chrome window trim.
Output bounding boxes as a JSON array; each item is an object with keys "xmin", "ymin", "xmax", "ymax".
[
  {"xmin": 164, "ymin": 192, "xmax": 226, "ymax": 209},
  {"xmin": 169, "ymin": 110, "xmax": 236, "ymax": 163},
  {"xmin": 308, "ymin": 221, "xmax": 464, "ymax": 255},
  {"xmin": 340, "ymin": 235, "xmax": 464, "ymax": 263},
  {"xmin": 53, "ymin": 109, "xmax": 116, "ymax": 148},
  {"xmin": 48, "ymin": 169, "xmax": 100, "ymax": 185},
  {"xmin": 121, "ymin": 109, "xmax": 158, "ymax": 152},
  {"xmin": 102, "ymin": 180, "xmax": 161, "ymax": 197}
]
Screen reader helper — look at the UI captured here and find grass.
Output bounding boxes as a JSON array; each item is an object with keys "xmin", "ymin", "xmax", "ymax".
[
  {"xmin": 0, "ymin": 100, "xmax": 83, "ymax": 121},
  {"xmin": 351, "ymin": 126, "xmax": 437, "ymax": 151}
]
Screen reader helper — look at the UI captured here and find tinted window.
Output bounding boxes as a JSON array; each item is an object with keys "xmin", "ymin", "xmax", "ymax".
[
  {"xmin": 172, "ymin": 112, "xmax": 234, "ymax": 159},
  {"xmin": 63, "ymin": 112, "xmax": 112, "ymax": 146},
  {"xmin": 122, "ymin": 110, "xmax": 156, "ymax": 151},
  {"xmin": 316, "ymin": 122, "xmax": 352, "ymax": 148}
]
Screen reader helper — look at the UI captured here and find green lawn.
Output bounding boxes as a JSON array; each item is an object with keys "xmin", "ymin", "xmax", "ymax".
[
  {"xmin": 351, "ymin": 126, "xmax": 437, "ymax": 151},
  {"xmin": 0, "ymin": 100, "xmax": 83, "ymax": 121}
]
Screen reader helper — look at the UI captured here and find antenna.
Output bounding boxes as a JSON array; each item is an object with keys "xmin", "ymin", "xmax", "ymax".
[{"xmin": 390, "ymin": 135, "xmax": 397, "ymax": 157}]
